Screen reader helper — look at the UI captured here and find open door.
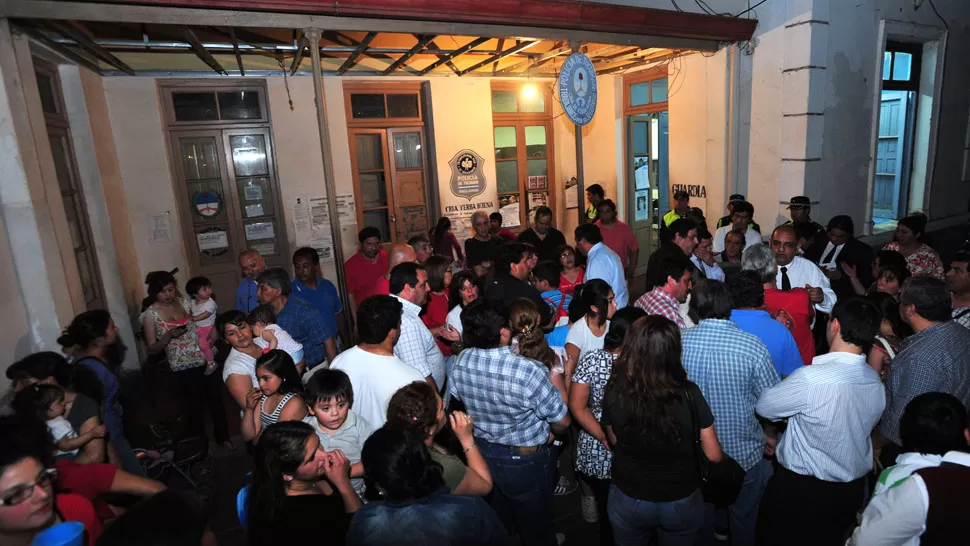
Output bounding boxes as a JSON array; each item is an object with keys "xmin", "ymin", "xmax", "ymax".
[{"xmin": 626, "ymin": 111, "xmax": 668, "ymax": 279}]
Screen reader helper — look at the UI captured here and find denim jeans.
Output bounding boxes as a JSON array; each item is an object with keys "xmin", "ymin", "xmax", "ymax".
[
  {"xmin": 478, "ymin": 439, "xmax": 557, "ymax": 546},
  {"xmin": 608, "ymin": 485, "xmax": 704, "ymax": 546},
  {"xmin": 703, "ymin": 457, "xmax": 773, "ymax": 546}
]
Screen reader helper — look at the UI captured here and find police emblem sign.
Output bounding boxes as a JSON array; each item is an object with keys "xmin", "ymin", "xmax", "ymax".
[
  {"xmin": 558, "ymin": 53, "xmax": 598, "ymax": 126},
  {"xmin": 449, "ymin": 149, "xmax": 487, "ymax": 201}
]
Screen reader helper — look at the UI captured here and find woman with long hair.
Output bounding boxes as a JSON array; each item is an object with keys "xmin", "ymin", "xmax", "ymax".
[
  {"xmin": 430, "ymin": 216, "xmax": 464, "ymax": 264},
  {"xmin": 217, "ymin": 310, "xmax": 264, "ymax": 412},
  {"xmin": 569, "ymin": 306, "xmax": 646, "ymax": 546},
  {"xmin": 242, "ymin": 350, "xmax": 307, "ymax": 442},
  {"xmin": 564, "ymin": 279, "xmax": 617, "ymax": 390},
  {"xmin": 347, "ymin": 426, "xmax": 508, "ymax": 545},
  {"xmin": 509, "ymin": 298, "xmax": 567, "ymax": 400},
  {"xmin": 603, "ymin": 316, "xmax": 724, "ymax": 546},
  {"xmin": 558, "ymin": 245, "xmax": 585, "ymax": 297},
  {"xmin": 385, "ymin": 381, "xmax": 492, "ymax": 496},
  {"xmin": 444, "ymin": 270, "xmax": 479, "ymax": 337},
  {"xmin": 421, "ymin": 255, "xmax": 455, "ymax": 356},
  {"xmin": 867, "ymin": 292, "xmax": 914, "ymax": 377},
  {"xmin": 874, "ymin": 264, "xmax": 911, "ymax": 301},
  {"xmin": 248, "ymin": 421, "xmax": 361, "ymax": 546},
  {"xmin": 883, "ymin": 214, "xmax": 943, "ymax": 279}
]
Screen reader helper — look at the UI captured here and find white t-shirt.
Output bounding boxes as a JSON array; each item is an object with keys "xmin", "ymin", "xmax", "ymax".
[
  {"xmin": 565, "ymin": 317, "xmax": 610, "ymax": 363},
  {"xmin": 330, "ymin": 345, "xmax": 425, "ymax": 429},
  {"xmin": 222, "ymin": 348, "xmax": 258, "ymax": 388},
  {"xmin": 445, "ymin": 305, "xmax": 464, "ymax": 335},
  {"xmin": 253, "ymin": 324, "xmax": 304, "ymax": 361},
  {"xmin": 48, "ymin": 416, "xmax": 78, "ymax": 457},
  {"xmin": 189, "ymin": 298, "xmax": 218, "ymax": 328}
]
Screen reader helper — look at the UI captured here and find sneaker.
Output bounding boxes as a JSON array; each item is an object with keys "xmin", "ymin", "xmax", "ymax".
[
  {"xmin": 581, "ymin": 495, "xmax": 599, "ymax": 523},
  {"xmin": 553, "ymin": 476, "xmax": 577, "ymax": 496},
  {"xmin": 713, "ymin": 529, "xmax": 729, "ymax": 542},
  {"xmin": 203, "ymin": 360, "xmax": 219, "ymax": 376},
  {"xmin": 556, "ymin": 533, "xmax": 566, "ymax": 545}
]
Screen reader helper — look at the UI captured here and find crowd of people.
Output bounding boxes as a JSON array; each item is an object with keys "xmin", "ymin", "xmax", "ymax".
[{"xmin": 2, "ymin": 187, "xmax": 970, "ymax": 546}]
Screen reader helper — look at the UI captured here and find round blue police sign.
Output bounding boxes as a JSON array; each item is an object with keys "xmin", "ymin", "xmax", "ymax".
[{"xmin": 558, "ymin": 53, "xmax": 598, "ymax": 126}]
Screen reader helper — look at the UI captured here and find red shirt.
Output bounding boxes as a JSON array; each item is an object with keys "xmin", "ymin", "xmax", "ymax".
[
  {"xmin": 55, "ymin": 493, "xmax": 103, "ymax": 546},
  {"xmin": 369, "ymin": 276, "xmax": 390, "ymax": 300},
  {"xmin": 764, "ymin": 287, "xmax": 816, "ymax": 365},
  {"xmin": 344, "ymin": 249, "xmax": 389, "ymax": 305},
  {"xmin": 595, "ymin": 220, "xmax": 639, "ymax": 268},
  {"xmin": 560, "ymin": 268, "xmax": 585, "ymax": 296},
  {"xmin": 497, "ymin": 228, "xmax": 518, "ymax": 241},
  {"xmin": 422, "ymin": 292, "xmax": 452, "ymax": 356}
]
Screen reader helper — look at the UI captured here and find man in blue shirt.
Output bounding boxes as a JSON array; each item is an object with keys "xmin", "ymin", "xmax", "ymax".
[
  {"xmin": 291, "ymin": 247, "xmax": 345, "ymax": 347},
  {"xmin": 727, "ymin": 270, "xmax": 804, "ymax": 377},
  {"xmin": 234, "ymin": 249, "xmax": 265, "ymax": 312},
  {"xmin": 575, "ymin": 223, "xmax": 628, "ymax": 309},
  {"xmin": 257, "ymin": 267, "xmax": 337, "ymax": 369}
]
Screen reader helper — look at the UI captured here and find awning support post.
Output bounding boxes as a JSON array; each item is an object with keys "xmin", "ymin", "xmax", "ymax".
[{"xmin": 571, "ymin": 41, "xmax": 586, "ymax": 225}]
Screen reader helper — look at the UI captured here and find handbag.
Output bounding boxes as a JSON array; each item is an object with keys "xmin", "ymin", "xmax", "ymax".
[{"xmin": 684, "ymin": 387, "xmax": 746, "ymax": 507}]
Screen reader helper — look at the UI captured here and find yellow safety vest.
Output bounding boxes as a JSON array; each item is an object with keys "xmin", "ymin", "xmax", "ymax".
[{"xmin": 662, "ymin": 210, "xmax": 683, "ymax": 227}]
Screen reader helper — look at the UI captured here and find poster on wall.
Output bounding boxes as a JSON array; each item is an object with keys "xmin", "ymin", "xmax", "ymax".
[
  {"xmin": 528, "ymin": 192, "xmax": 549, "ymax": 225},
  {"xmin": 449, "ymin": 149, "xmax": 487, "ymax": 200},
  {"xmin": 499, "ymin": 195, "xmax": 520, "ymax": 229},
  {"xmin": 634, "ymin": 160, "xmax": 651, "ymax": 190},
  {"xmin": 564, "ymin": 177, "xmax": 579, "ymax": 209},
  {"xmin": 150, "ymin": 213, "xmax": 171, "ymax": 243},
  {"xmin": 635, "ymin": 189, "xmax": 650, "ymax": 222}
]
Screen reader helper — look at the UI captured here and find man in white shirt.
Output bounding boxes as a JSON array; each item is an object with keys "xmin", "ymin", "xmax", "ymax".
[
  {"xmin": 713, "ymin": 201, "xmax": 762, "ymax": 253},
  {"xmin": 330, "ymin": 295, "xmax": 424, "ymax": 428},
  {"xmin": 575, "ymin": 223, "xmax": 628, "ymax": 309},
  {"xmin": 769, "ymin": 224, "xmax": 836, "ymax": 314},
  {"xmin": 389, "ymin": 262, "xmax": 447, "ymax": 391},
  {"xmin": 691, "ymin": 229, "xmax": 726, "ymax": 281},
  {"xmin": 755, "ymin": 298, "xmax": 885, "ymax": 544}
]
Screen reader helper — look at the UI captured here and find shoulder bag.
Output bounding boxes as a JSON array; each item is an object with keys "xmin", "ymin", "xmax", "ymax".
[{"xmin": 685, "ymin": 386, "xmax": 746, "ymax": 507}]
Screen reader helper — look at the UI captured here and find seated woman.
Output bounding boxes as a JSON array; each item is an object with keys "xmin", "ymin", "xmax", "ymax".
[
  {"xmin": 347, "ymin": 426, "xmax": 509, "ymax": 546},
  {"xmin": 217, "ymin": 310, "xmax": 264, "ymax": 412},
  {"xmin": 248, "ymin": 421, "xmax": 361, "ymax": 546},
  {"xmin": 385, "ymin": 381, "xmax": 492, "ymax": 496}
]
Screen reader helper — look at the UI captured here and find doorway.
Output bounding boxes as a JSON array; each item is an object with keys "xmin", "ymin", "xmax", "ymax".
[{"xmin": 625, "ymin": 111, "xmax": 669, "ymax": 275}]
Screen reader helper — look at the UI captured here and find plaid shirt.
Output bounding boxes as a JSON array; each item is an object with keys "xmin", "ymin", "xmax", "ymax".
[
  {"xmin": 392, "ymin": 296, "xmax": 446, "ymax": 389},
  {"xmin": 634, "ymin": 287, "xmax": 687, "ymax": 330},
  {"xmin": 879, "ymin": 321, "xmax": 970, "ymax": 445},
  {"xmin": 277, "ymin": 296, "xmax": 333, "ymax": 367},
  {"xmin": 448, "ymin": 346, "xmax": 568, "ymax": 447},
  {"xmin": 682, "ymin": 319, "xmax": 779, "ymax": 470}
]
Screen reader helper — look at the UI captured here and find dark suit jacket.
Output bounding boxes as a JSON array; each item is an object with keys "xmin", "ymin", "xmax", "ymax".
[{"xmin": 805, "ymin": 237, "xmax": 874, "ymax": 300}]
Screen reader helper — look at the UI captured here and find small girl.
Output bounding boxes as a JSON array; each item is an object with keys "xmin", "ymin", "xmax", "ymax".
[
  {"xmin": 242, "ymin": 350, "xmax": 307, "ymax": 442},
  {"xmin": 247, "ymin": 305, "xmax": 305, "ymax": 371},
  {"xmin": 186, "ymin": 276, "xmax": 218, "ymax": 375},
  {"xmin": 509, "ymin": 298, "xmax": 566, "ymax": 385},
  {"xmin": 13, "ymin": 384, "xmax": 107, "ymax": 459}
]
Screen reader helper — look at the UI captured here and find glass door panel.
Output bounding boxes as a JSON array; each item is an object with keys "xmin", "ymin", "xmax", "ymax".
[
  {"xmin": 224, "ymin": 128, "xmax": 284, "ymax": 259},
  {"xmin": 353, "ymin": 131, "xmax": 394, "ymax": 242},
  {"xmin": 389, "ymin": 128, "xmax": 429, "ymax": 242}
]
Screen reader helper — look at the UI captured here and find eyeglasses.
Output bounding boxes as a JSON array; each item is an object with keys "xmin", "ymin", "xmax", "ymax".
[
  {"xmin": 560, "ymin": 253, "xmax": 574, "ymax": 258},
  {"xmin": 0, "ymin": 468, "xmax": 58, "ymax": 507}
]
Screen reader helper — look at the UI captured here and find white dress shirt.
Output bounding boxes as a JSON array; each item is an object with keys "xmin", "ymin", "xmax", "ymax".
[
  {"xmin": 817, "ymin": 241, "xmax": 845, "ymax": 270},
  {"xmin": 585, "ymin": 242, "xmax": 629, "ymax": 309},
  {"xmin": 848, "ymin": 451, "xmax": 970, "ymax": 546},
  {"xmin": 713, "ymin": 225, "xmax": 763, "ymax": 253},
  {"xmin": 691, "ymin": 254, "xmax": 725, "ymax": 281},
  {"xmin": 775, "ymin": 255, "xmax": 837, "ymax": 314},
  {"xmin": 391, "ymin": 295, "xmax": 446, "ymax": 389},
  {"xmin": 756, "ymin": 351, "xmax": 885, "ymax": 482}
]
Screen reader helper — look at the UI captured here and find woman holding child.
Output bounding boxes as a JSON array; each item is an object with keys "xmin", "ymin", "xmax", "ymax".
[{"xmin": 218, "ymin": 310, "xmax": 265, "ymax": 411}]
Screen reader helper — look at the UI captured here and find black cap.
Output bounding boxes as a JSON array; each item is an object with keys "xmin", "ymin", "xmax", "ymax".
[
  {"xmin": 728, "ymin": 194, "xmax": 745, "ymax": 204},
  {"xmin": 787, "ymin": 196, "xmax": 813, "ymax": 208}
]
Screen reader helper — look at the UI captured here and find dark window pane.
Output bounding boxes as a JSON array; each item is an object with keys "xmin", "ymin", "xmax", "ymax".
[
  {"xmin": 393, "ymin": 132, "xmax": 422, "ymax": 169},
  {"xmin": 36, "ymin": 73, "xmax": 58, "ymax": 114},
  {"xmin": 363, "ymin": 210, "xmax": 391, "ymax": 242},
  {"xmin": 218, "ymin": 91, "xmax": 261, "ymax": 120},
  {"xmin": 496, "ymin": 161, "xmax": 519, "ymax": 194},
  {"xmin": 355, "ymin": 134, "xmax": 384, "ymax": 171},
  {"xmin": 387, "ymin": 94, "xmax": 419, "ymax": 118},
  {"xmin": 351, "ymin": 94, "xmax": 386, "ymax": 118},
  {"xmin": 360, "ymin": 173, "xmax": 388, "ymax": 208},
  {"xmin": 172, "ymin": 92, "xmax": 219, "ymax": 121},
  {"xmin": 492, "ymin": 91, "xmax": 517, "ymax": 113}
]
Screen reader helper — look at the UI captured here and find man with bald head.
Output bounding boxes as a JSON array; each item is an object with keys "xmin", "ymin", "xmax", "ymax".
[
  {"xmin": 235, "ymin": 249, "xmax": 266, "ymax": 312},
  {"xmin": 365, "ymin": 243, "xmax": 417, "ymax": 301}
]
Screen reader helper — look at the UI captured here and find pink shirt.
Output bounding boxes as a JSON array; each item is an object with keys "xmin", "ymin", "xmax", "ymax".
[{"xmin": 595, "ymin": 220, "xmax": 639, "ymax": 268}]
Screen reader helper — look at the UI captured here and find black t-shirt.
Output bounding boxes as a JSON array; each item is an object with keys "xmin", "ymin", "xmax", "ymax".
[
  {"xmin": 517, "ymin": 227, "xmax": 567, "ymax": 263},
  {"xmin": 464, "ymin": 237, "xmax": 499, "ymax": 267},
  {"xmin": 255, "ymin": 492, "xmax": 350, "ymax": 546},
  {"xmin": 602, "ymin": 381, "xmax": 713, "ymax": 502},
  {"xmin": 487, "ymin": 274, "xmax": 553, "ymax": 326},
  {"xmin": 66, "ymin": 393, "xmax": 101, "ymax": 432}
]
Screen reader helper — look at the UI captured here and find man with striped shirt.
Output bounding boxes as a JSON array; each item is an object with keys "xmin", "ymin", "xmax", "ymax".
[{"xmin": 755, "ymin": 298, "xmax": 886, "ymax": 544}]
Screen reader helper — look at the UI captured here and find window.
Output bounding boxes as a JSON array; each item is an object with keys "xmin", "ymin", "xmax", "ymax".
[
  {"xmin": 882, "ymin": 42, "xmax": 922, "ymax": 91},
  {"xmin": 164, "ymin": 87, "xmax": 267, "ymax": 124},
  {"xmin": 344, "ymin": 85, "xmax": 423, "ymax": 126},
  {"xmin": 623, "ymin": 67, "xmax": 669, "ymax": 115}
]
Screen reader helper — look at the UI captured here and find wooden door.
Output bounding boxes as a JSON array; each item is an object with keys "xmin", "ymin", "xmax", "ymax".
[
  {"xmin": 388, "ymin": 128, "xmax": 430, "ymax": 241},
  {"xmin": 351, "ymin": 129, "xmax": 395, "ymax": 243}
]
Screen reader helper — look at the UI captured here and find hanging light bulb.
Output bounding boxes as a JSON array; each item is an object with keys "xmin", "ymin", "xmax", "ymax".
[{"xmin": 521, "ymin": 83, "xmax": 538, "ymax": 99}]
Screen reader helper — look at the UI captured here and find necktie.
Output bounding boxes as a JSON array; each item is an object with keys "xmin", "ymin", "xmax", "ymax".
[
  {"xmin": 822, "ymin": 245, "xmax": 839, "ymax": 266},
  {"xmin": 780, "ymin": 266, "xmax": 791, "ymax": 291}
]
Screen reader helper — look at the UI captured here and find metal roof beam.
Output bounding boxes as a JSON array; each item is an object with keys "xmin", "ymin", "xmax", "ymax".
[
  {"xmin": 418, "ymin": 36, "xmax": 489, "ymax": 75},
  {"xmin": 46, "ymin": 20, "xmax": 135, "ymax": 75},
  {"xmin": 422, "ymin": 39, "xmax": 460, "ymax": 75},
  {"xmin": 181, "ymin": 26, "xmax": 227, "ymax": 75},
  {"xmin": 382, "ymin": 34, "xmax": 435, "ymax": 75},
  {"xmin": 336, "ymin": 30, "xmax": 376, "ymax": 74},
  {"xmin": 457, "ymin": 39, "xmax": 539, "ymax": 76},
  {"xmin": 496, "ymin": 42, "xmax": 569, "ymax": 74},
  {"xmin": 228, "ymin": 26, "xmax": 244, "ymax": 75},
  {"xmin": 289, "ymin": 35, "xmax": 306, "ymax": 74},
  {"xmin": 17, "ymin": 22, "xmax": 103, "ymax": 74}
]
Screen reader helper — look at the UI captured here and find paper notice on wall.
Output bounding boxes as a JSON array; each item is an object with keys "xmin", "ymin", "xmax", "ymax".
[
  {"xmin": 251, "ymin": 242, "xmax": 276, "ymax": 256},
  {"xmin": 635, "ymin": 189, "xmax": 650, "ymax": 222},
  {"xmin": 309, "ymin": 196, "xmax": 330, "ymax": 230},
  {"xmin": 197, "ymin": 230, "xmax": 229, "ymax": 250},
  {"xmin": 336, "ymin": 194, "xmax": 356, "ymax": 225},
  {"xmin": 293, "ymin": 196, "xmax": 312, "ymax": 245},
  {"xmin": 311, "ymin": 234, "xmax": 334, "ymax": 263},
  {"xmin": 564, "ymin": 177, "xmax": 579, "ymax": 209},
  {"xmin": 499, "ymin": 200, "xmax": 520, "ymax": 229},
  {"xmin": 245, "ymin": 204, "xmax": 264, "ymax": 218},
  {"xmin": 151, "ymin": 213, "xmax": 171, "ymax": 243},
  {"xmin": 243, "ymin": 184, "xmax": 263, "ymax": 201},
  {"xmin": 245, "ymin": 221, "xmax": 275, "ymax": 241}
]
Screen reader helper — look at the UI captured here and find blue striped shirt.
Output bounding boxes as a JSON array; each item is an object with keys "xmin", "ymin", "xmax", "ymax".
[
  {"xmin": 448, "ymin": 346, "xmax": 567, "ymax": 447},
  {"xmin": 682, "ymin": 319, "xmax": 779, "ymax": 470},
  {"xmin": 756, "ymin": 352, "xmax": 885, "ymax": 482}
]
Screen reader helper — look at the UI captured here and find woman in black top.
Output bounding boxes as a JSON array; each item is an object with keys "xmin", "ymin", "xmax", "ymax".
[
  {"xmin": 602, "ymin": 316, "xmax": 724, "ymax": 546},
  {"xmin": 248, "ymin": 421, "xmax": 361, "ymax": 546}
]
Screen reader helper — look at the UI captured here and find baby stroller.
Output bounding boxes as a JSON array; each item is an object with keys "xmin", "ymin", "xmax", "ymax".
[{"xmin": 135, "ymin": 434, "xmax": 218, "ymax": 508}]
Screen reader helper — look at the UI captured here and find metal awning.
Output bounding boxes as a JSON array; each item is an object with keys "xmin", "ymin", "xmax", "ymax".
[{"xmin": 2, "ymin": 0, "xmax": 758, "ymax": 77}]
